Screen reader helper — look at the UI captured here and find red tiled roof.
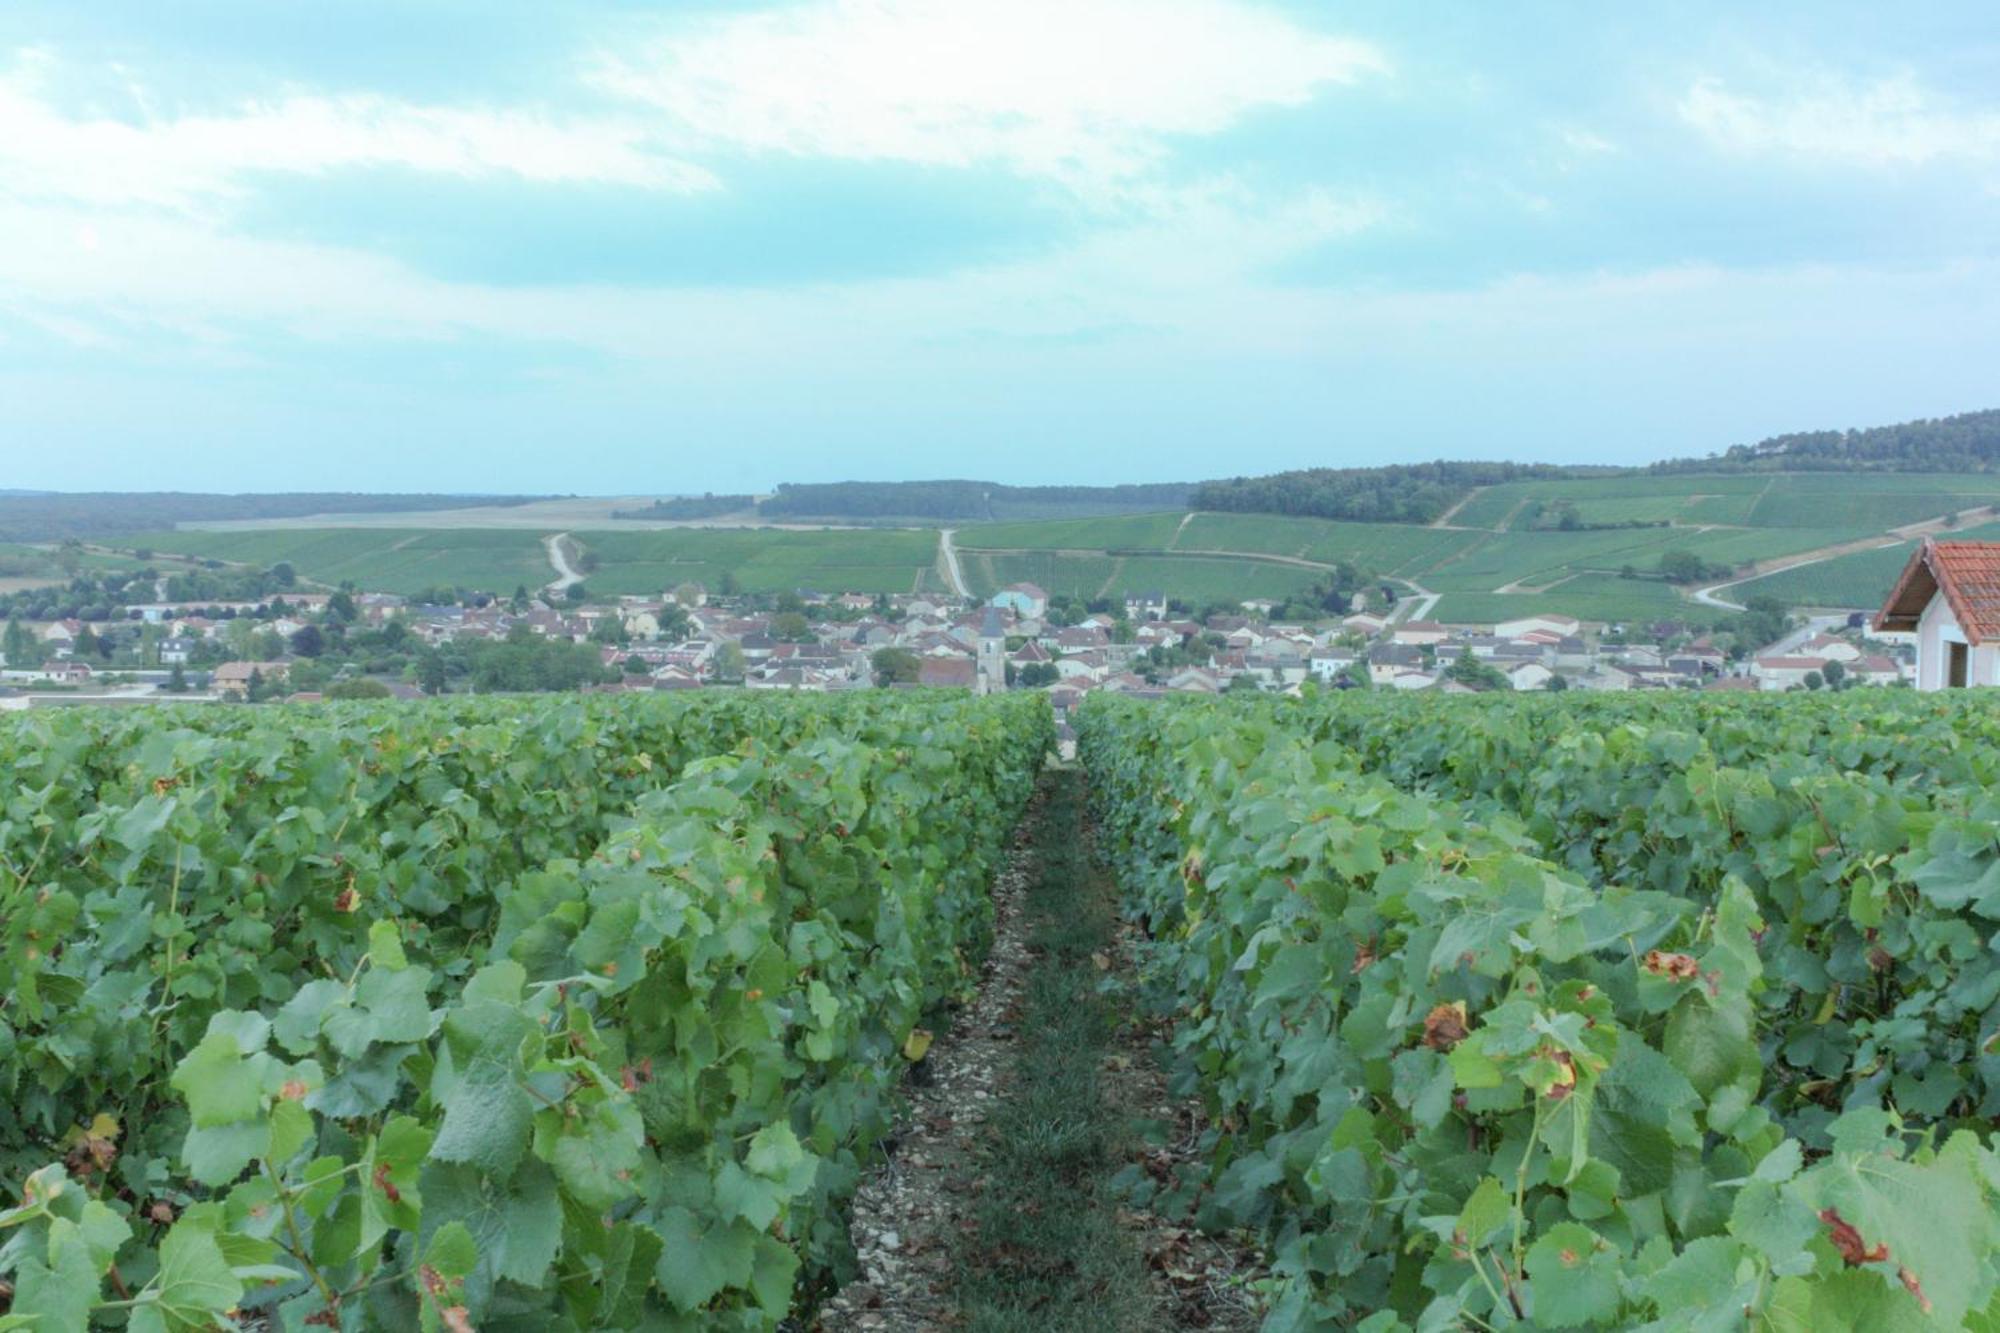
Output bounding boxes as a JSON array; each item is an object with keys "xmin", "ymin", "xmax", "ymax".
[
  {"xmin": 1877, "ymin": 540, "xmax": 2000, "ymax": 644},
  {"xmin": 918, "ymin": 657, "xmax": 976, "ymax": 687}
]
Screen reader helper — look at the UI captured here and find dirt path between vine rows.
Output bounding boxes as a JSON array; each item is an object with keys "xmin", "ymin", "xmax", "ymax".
[{"xmin": 815, "ymin": 769, "xmax": 1264, "ymax": 1332}]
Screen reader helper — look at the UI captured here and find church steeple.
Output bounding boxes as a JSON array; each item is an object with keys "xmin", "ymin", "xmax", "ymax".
[{"xmin": 976, "ymin": 604, "xmax": 1007, "ymax": 695}]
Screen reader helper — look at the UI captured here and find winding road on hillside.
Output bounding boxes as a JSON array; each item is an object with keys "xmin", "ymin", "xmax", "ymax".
[
  {"xmin": 1392, "ymin": 582, "xmax": 1441, "ymax": 622},
  {"xmin": 1687, "ymin": 548, "xmax": 1886, "ymax": 612},
  {"xmin": 1685, "ymin": 504, "xmax": 1996, "ymax": 611},
  {"xmin": 544, "ymin": 533, "xmax": 585, "ymax": 594},
  {"xmin": 938, "ymin": 529, "xmax": 971, "ymax": 598}
]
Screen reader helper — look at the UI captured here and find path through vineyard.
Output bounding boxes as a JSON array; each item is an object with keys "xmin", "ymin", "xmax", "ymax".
[{"xmin": 818, "ymin": 769, "xmax": 1263, "ymax": 1331}]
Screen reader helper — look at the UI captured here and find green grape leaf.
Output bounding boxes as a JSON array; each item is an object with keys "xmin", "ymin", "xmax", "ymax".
[
  {"xmin": 170, "ymin": 1030, "xmax": 263, "ymax": 1128},
  {"xmin": 147, "ymin": 1222, "xmax": 246, "ymax": 1332},
  {"xmin": 272, "ymin": 979, "xmax": 345, "ymax": 1056},
  {"xmin": 1664, "ymin": 1001, "xmax": 1758, "ymax": 1101},
  {"xmin": 715, "ymin": 1161, "xmax": 786, "ymax": 1231},
  {"xmin": 1764, "ymin": 1269, "xmax": 1940, "ymax": 1333},
  {"xmin": 748, "ymin": 1234, "xmax": 801, "ymax": 1316},
  {"xmin": 13, "ymin": 1222, "xmax": 100, "ymax": 1333},
  {"xmin": 367, "ymin": 918, "xmax": 409, "ymax": 971},
  {"xmin": 323, "ymin": 966, "xmax": 435, "ymax": 1059},
  {"xmin": 1590, "ymin": 1040, "xmax": 1699, "ymax": 1196},
  {"xmin": 600, "ymin": 1223, "xmax": 666, "ymax": 1327},
  {"xmin": 654, "ymin": 1207, "xmax": 758, "ymax": 1312},
  {"xmin": 1638, "ymin": 1236, "xmax": 1755, "ymax": 1330},
  {"xmin": 418, "ymin": 1159, "xmax": 561, "ymax": 1313},
  {"xmin": 181, "ymin": 1121, "xmax": 266, "ymax": 1188},
  {"xmin": 1794, "ymin": 1144, "xmax": 1986, "ymax": 1327},
  {"xmin": 424, "ymin": 1221, "xmax": 477, "ymax": 1279},
  {"xmin": 547, "ymin": 1097, "xmax": 644, "ymax": 1213},
  {"xmin": 1729, "ymin": 1179, "xmax": 1818, "ymax": 1271},
  {"xmin": 746, "ymin": 1121, "xmax": 806, "ymax": 1180},
  {"xmin": 428, "ymin": 1003, "xmax": 536, "ymax": 1177},
  {"xmin": 1525, "ymin": 1222, "xmax": 1622, "ymax": 1328},
  {"xmin": 266, "ymin": 1098, "xmax": 314, "ymax": 1164},
  {"xmin": 1457, "ymin": 1176, "xmax": 1510, "ymax": 1247}
]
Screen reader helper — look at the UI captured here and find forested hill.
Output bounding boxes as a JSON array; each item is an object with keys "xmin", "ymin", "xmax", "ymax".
[
  {"xmin": 1186, "ymin": 408, "xmax": 1999, "ymax": 525},
  {"xmin": 1188, "ymin": 462, "xmax": 1616, "ymax": 525},
  {"xmin": 756, "ymin": 480, "xmax": 1192, "ymax": 522},
  {"xmin": 1652, "ymin": 407, "xmax": 2000, "ymax": 474},
  {"xmin": 0, "ymin": 492, "xmax": 543, "ymax": 542}
]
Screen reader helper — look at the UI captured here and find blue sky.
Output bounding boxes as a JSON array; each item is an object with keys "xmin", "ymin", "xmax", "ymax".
[{"xmin": 1, "ymin": 1, "xmax": 1996, "ymax": 493}]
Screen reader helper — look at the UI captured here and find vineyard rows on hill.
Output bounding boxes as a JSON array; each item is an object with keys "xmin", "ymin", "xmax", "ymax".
[
  {"xmin": 1080, "ymin": 690, "xmax": 2000, "ymax": 1330},
  {"xmin": 0, "ymin": 691, "xmax": 1050, "ymax": 1329}
]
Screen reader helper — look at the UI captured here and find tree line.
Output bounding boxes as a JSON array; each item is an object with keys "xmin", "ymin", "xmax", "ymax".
[
  {"xmin": 1191, "ymin": 461, "xmax": 1615, "ymax": 525},
  {"xmin": 1652, "ymin": 408, "xmax": 2000, "ymax": 474}
]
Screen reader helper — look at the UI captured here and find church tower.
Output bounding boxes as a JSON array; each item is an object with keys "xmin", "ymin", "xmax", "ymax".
[{"xmin": 976, "ymin": 605, "xmax": 1007, "ymax": 695}]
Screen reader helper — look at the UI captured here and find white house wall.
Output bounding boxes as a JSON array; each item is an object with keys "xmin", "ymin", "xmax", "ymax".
[{"xmin": 1917, "ymin": 594, "xmax": 2000, "ymax": 690}]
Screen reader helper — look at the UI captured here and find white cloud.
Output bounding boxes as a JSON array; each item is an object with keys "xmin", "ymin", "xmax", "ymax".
[
  {"xmin": 1680, "ymin": 71, "xmax": 2000, "ymax": 168},
  {"xmin": 0, "ymin": 52, "xmax": 717, "ymax": 211},
  {"xmin": 591, "ymin": 0, "xmax": 1386, "ymax": 195},
  {"xmin": 0, "ymin": 171, "xmax": 1381, "ymax": 361}
]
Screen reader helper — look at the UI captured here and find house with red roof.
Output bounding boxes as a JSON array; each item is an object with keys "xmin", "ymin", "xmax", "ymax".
[
  {"xmin": 1876, "ymin": 539, "xmax": 2000, "ymax": 689},
  {"xmin": 917, "ymin": 655, "xmax": 977, "ymax": 689}
]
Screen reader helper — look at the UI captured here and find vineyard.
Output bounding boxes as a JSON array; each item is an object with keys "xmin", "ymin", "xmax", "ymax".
[
  {"xmin": 10, "ymin": 684, "xmax": 2000, "ymax": 1330},
  {"xmin": 1081, "ymin": 689, "xmax": 2000, "ymax": 1330},
  {"xmin": 0, "ymin": 690, "xmax": 1050, "ymax": 1329}
]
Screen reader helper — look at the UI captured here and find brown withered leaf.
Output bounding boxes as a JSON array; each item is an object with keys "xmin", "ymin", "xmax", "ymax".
[
  {"xmin": 1820, "ymin": 1208, "xmax": 1889, "ymax": 1266},
  {"xmin": 1642, "ymin": 949, "xmax": 1701, "ymax": 982},
  {"xmin": 1422, "ymin": 1001, "xmax": 1469, "ymax": 1052},
  {"xmin": 1899, "ymin": 1265, "xmax": 1933, "ymax": 1314}
]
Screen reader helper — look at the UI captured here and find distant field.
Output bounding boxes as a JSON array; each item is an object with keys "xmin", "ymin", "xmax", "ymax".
[
  {"xmin": 109, "ymin": 470, "xmax": 2000, "ymax": 620},
  {"xmin": 1447, "ymin": 473, "xmax": 2000, "ymax": 533},
  {"xmin": 132, "ymin": 529, "xmax": 556, "ymax": 595},
  {"xmin": 0, "ymin": 542, "xmax": 145, "ymax": 579},
  {"xmin": 1430, "ymin": 576, "xmax": 1696, "ymax": 626},
  {"xmin": 1452, "ymin": 476, "xmax": 1772, "ymax": 530},
  {"xmin": 1419, "ymin": 524, "xmax": 1867, "ymax": 593},
  {"xmin": 963, "ymin": 552, "xmax": 1121, "ymax": 600},
  {"xmin": 575, "ymin": 529, "xmax": 941, "ymax": 596},
  {"xmin": 1740, "ymin": 474, "xmax": 2000, "ymax": 529},
  {"xmin": 963, "ymin": 511, "xmax": 1485, "ymax": 574},
  {"xmin": 957, "ymin": 513, "xmax": 1185, "ymax": 551},
  {"xmin": 1173, "ymin": 514, "xmax": 1483, "ymax": 573},
  {"xmin": 962, "ymin": 550, "xmax": 1319, "ymax": 604},
  {"xmin": 1727, "ymin": 518, "xmax": 2000, "ymax": 608},
  {"xmin": 135, "ymin": 526, "xmax": 943, "ymax": 597}
]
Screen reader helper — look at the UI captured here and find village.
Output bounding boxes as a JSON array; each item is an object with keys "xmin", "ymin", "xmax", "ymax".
[{"xmin": 0, "ymin": 557, "xmax": 1934, "ymax": 715}]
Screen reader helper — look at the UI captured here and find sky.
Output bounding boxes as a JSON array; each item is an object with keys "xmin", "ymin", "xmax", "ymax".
[{"xmin": 1, "ymin": 1, "xmax": 1997, "ymax": 494}]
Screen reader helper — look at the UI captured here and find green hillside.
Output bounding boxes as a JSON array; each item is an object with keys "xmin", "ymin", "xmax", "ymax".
[
  {"xmin": 574, "ymin": 529, "xmax": 943, "ymax": 596},
  {"xmin": 1727, "ymin": 519, "xmax": 2000, "ymax": 609},
  {"xmin": 117, "ymin": 470, "xmax": 2000, "ymax": 620},
  {"xmin": 132, "ymin": 526, "xmax": 946, "ymax": 598},
  {"xmin": 1447, "ymin": 472, "xmax": 2000, "ymax": 533},
  {"xmin": 132, "ymin": 528, "xmax": 557, "ymax": 596}
]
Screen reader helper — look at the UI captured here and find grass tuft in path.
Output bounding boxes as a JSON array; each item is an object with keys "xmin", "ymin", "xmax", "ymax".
[{"xmin": 958, "ymin": 769, "xmax": 1160, "ymax": 1332}]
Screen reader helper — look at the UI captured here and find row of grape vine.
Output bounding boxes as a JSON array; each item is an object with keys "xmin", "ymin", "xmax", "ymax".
[
  {"xmin": 0, "ymin": 690, "xmax": 1051, "ymax": 1329},
  {"xmin": 1080, "ymin": 690, "xmax": 2000, "ymax": 1330}
]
